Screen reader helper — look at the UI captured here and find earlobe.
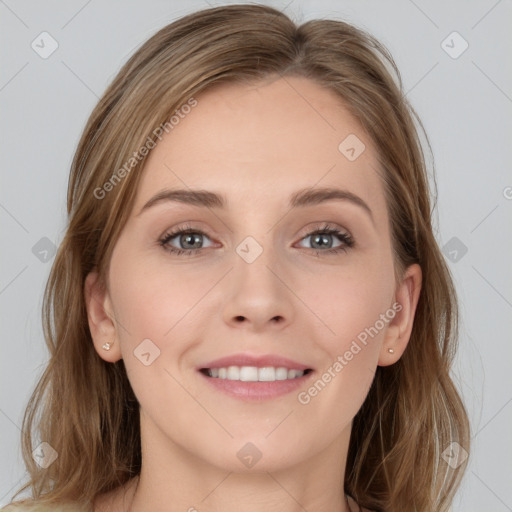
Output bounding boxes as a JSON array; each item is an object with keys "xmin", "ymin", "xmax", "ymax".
[
  {"xmin": 84, "ymin": 270, "xmax": 122, "ymax": 363},
  {"xmin": 379, "ymin": 263, "xmax": 422, "ymax": 366}
]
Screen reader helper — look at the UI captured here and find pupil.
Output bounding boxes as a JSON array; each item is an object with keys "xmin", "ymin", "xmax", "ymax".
[
  {"xmin": 181, "ymin": 233, "xmax": 202, "ymax": 249},
  {"xmin": 312, "ymin": 234, "xmax": 332, "ymax": 249}
]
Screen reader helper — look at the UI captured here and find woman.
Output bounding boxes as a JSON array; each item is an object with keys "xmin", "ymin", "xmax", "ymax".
[{"xmin": 2, "ymin": 4, "xmax": 470, "ymax": 511}]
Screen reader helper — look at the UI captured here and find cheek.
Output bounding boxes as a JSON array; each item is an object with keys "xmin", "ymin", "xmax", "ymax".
[
  {"xmin": 108, "ymin": 248, "xmax": 215, "ymax": 343},
  {"xmin": 307, "ymin": 261, "xmax": 395, "ymax": 348},
  {"xmin": 107, "ymin": 249, "xmax": 212, "ymax": 412},
  {"xmin": 297, "ymin": 270, "xmax": 393, "ymax": 424}
]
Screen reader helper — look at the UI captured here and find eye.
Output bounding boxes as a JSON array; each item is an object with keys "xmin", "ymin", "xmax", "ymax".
[
  {"xmin": 158, "ymin": 224, "xmax": 215, "ymax": 256},
  {"xmin": 296, "ymin": 222, "xmax": 354, "ymax": 256},
  {"xmin": 158, "ymin": 222, "xmax": 354, "ymax": 257}
]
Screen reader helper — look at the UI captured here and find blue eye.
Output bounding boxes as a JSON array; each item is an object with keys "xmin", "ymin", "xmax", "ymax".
[
  {"xmin": 158, "ymin": 224, "xmax": 214, "ymax": 256},
  {"xmin": 297, "ymin": 223, "xmax": 354, "ymax": 255},
  {"xmin": 158, "ymin": 222, "xmax": 354, "ymax": 257}
]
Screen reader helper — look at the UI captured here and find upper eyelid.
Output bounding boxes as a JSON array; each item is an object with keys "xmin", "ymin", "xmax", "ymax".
[{"xmin": 161, "ymin": 222, "xmax": 351, "ymax": 236}]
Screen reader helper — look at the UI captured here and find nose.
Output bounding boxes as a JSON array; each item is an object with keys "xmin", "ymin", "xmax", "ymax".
[{"xmin": 221, "ymin": 241, "xmax": 295, "ymax": 332}]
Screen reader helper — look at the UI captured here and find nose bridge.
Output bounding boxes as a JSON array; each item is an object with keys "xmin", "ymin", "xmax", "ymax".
[
  {"xmin": 221, "ymin": 231, "xmax": 294, "ymax": 329},
  {"xmin": 233, "ymin": 232, "xmax": 283, "ymax": 295}
]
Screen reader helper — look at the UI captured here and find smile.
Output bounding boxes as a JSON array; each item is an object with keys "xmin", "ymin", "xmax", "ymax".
[{"xmin": 200, "ymin": 366, "xmax": 313, "ymax": 382}]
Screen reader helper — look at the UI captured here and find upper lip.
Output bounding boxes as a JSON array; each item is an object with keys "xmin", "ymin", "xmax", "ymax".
[{"xmin": 198, "ymin": 353, "xmax": 313, "ymax": 371}]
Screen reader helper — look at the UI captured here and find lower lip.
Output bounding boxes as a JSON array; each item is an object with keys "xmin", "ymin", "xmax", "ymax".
[{"xmin": 199, "ymin": 371, "xmax": 314, "ymax": 401}]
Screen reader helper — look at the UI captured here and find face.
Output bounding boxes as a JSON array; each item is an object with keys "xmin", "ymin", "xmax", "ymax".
[{"xmin": 86, "ymin": 75, "xmax": 420, "ymax": 474}]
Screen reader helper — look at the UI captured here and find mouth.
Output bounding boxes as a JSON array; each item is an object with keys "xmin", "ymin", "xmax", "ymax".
[
  {"xmin": 200, "ymin": 366, "xmax": 314, "ymax": 381},
  {"xmin": 197, "ymin": 353, "xmax": 315, "ymax": 401}
]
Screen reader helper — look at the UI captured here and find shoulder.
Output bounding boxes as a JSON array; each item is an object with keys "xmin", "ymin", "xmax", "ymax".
[{"xmin": 1, "ymin": 500, "xmax": 91, "ymax": 512}]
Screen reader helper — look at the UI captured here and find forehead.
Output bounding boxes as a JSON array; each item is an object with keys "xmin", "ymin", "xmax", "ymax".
[{"xmin": 132, "ymin": 76, "xmax": 386, "ymax": 216}]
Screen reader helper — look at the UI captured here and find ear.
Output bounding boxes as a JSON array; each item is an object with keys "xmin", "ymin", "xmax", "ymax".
[
  {"xmin": 378, "ymin": 263, "xmax": 422, "ymax": 366},
  {"xmin": 84, "ymin": 270, "xmax": 122, "ymax": 363}
]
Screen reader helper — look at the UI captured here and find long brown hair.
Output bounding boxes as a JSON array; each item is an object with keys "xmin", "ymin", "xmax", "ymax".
[{"xmin": 9, "ymin": 4, "xmax": 470, "ymax": 511}]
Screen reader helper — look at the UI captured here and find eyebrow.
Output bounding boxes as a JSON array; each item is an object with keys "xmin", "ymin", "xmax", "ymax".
[{"xmin": 138, "ymin": 186, "xmax": 374, "ymax": 222}]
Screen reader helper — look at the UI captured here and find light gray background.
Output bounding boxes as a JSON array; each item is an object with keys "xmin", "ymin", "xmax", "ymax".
[{"xmin": 1, "ymin": 0, "xmax": 511, "ymax": 510}]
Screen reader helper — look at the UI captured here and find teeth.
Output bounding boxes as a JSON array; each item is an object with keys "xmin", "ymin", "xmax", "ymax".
[
  {"xmin": 227, "ymin": 366, "xmax": 240, "ymax": 380},
  {"xmin": 239, "ymin": 366, "xmax": 258, "ymax": 381},
  {"xmin": 275, "ymin": 367, "xmax": 288, "ymax": 380},
  {"xmin": 287, "ymin": 369, "xmax": 299, "ymax": 379},
  {"xmin": 206, "ymin": 366, "xmax": 306, "ymax": 381},
  {"xmin": 258, "ymin": 367, "xmax": 276, "ymax": 382}
]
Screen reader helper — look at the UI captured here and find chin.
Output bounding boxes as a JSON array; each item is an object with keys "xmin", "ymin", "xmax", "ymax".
[{"xmin": 202, "ymin": 435, "xmax": 309, "ymax": 474}]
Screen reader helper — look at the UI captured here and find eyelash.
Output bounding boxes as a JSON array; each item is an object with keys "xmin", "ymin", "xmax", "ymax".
[{"xmin": 158, "ymin": 222, "xmax": 355, "ymax": 258}]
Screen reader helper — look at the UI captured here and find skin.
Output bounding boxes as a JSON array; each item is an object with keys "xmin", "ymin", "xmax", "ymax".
[{"xmin": 85, "ymin": 75, "xmax": 422, "ymax": 512}]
